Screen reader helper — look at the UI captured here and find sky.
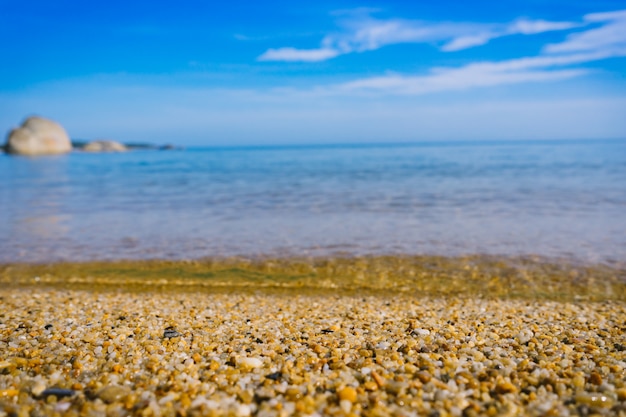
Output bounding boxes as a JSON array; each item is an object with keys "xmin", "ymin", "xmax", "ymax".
[{"xmin": 1, "ymin": 0, "xmax": 626, "ymax": 145}]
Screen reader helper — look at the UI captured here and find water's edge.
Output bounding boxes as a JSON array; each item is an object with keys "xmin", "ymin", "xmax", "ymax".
[{"xmin": 2, "ymin": 254, "xmax": 625, "ymax": 301}]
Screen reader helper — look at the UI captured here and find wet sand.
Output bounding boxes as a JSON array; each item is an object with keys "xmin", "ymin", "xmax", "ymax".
[{"xmin": 1, "ymin": 256, "xmax": 625, "ymax": 416}]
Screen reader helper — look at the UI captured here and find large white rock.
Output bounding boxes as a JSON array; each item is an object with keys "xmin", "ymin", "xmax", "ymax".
[
  {"xmin": 6, "ymin": 116, "xmax": 72, "ymax": 156},
  {"xmin": 83, "ymin": 140, "xmax": 127, "ymax": 152}
]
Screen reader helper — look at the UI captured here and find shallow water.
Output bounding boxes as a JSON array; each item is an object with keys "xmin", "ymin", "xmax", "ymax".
[{"xmin": 1, "ymin": 140, "xmax": 625, "ymax": 264}]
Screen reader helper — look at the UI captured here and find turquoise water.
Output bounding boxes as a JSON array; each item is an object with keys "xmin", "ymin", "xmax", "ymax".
[{"xmin": 1, "ymin": 140, "xmax": 625, "ymax": 263}]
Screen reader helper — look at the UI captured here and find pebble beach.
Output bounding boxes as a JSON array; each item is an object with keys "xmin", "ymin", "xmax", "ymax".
[{"xmin": 1, "ymin": 257, "xmax": 625, "ymax": 416}]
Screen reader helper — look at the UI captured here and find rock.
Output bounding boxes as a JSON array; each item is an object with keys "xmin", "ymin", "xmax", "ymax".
[
  {"xmin": 83, "ymin": 140, "xmax": 127, "ymax": 152},
  {"xmin": 5, "ymin": 116, "xmax": 72, "ymax": 156}
]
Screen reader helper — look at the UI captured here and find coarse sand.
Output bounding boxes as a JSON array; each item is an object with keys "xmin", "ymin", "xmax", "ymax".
[{"xmin": 1, "ymin": 256, "xmax": 625, "ymax": 416}]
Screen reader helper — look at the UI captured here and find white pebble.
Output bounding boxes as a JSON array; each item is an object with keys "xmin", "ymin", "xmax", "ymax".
[
  {"xmin": 55, "ymin": 402, "xmax": 72, "ymax": 412},
  {"xmin": 236, "ymin": 404, "xmax": 251, "ymax": 417},
  {"xmin": 32, "ymin": 380, "xmax": 46, "ymax": 396},
  {"xmin": 516, "ymin": 329, "xmax": 534, "ymax": 344},
  {"xmin": 340, "ymin": 399, "xmax": 352, "ymax": 413},
  {"xmin": 239, "ymin": 357, "xmax": 262, "ymax": 369}
]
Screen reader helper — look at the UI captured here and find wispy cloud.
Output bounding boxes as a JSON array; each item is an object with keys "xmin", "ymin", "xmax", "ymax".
[
  {"xmin": 336, "ymin": 52, "xmax": 614, "ymax": 95},
  {"xmin": 257, "ymin": 11, "xmax": 578, "ymax": 62},
  {"xmin": 442, "ymin": 18, "xmax": 578, "ymax": 51},
  {"xmin": 258, "ymin": 47, "xmax": 339, "ymax": 62},
  {"xmin": 544, "ymin": 9, "xmax": 626, "ymax": 54},
  {"xmin": 325, "ymin": 10, "xmax": 626, "ymax": 96}
]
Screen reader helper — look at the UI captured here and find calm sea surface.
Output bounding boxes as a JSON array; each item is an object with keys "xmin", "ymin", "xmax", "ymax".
[{"xmin": 1, "ymin": 140, "xmax": 625, "ymax": 264}]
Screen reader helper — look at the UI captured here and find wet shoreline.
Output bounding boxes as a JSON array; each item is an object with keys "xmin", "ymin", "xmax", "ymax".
[{"xmin": 2, "ymin": 255, "xmax": 625, "ymax": 302}]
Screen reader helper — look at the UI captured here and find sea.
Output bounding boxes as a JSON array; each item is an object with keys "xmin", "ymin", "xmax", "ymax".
[{"xmin": 1, "ymin": 139, "xmax": 625, "ymax": 265}]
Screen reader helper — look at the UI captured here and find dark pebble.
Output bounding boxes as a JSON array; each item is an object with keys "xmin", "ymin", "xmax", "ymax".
[
  {"xmin": 44, "ymin": 324, "xmax": 53, "ymax": 330},
  {"xmin": 321, "ymin": 329, "xmax": 334, "ymax": 334},
  {"xmin": 163, "ymin": 327, "xmax": 181, "ymax": 339},
  {"xmin": 39, "ymin": 388, "xmax": 76, "ymax": 399},
  {"xmin": 266, "ymin": 372, "xmax": 283, "ymax": 381}
]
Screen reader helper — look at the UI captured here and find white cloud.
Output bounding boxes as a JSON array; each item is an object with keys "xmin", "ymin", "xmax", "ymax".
[
  {"xmin": 508, "ymin": 18, "xmax": 578, "ymax": 35},
  {"xmin": 441, "ymin": 33, "xmax": 496, "ymax": 52},
  {"xmin": 258, "ymin": 11, "xmax": 578, "ymax": 62},
  {"xmin": 339, "ymin": 67, "xmax": 584, "ymax": 96},
  {"xmin": 293, "ymin": 9, "xmax": 625, "ymax": 97},
  {"xmin": 586, "ymin": 9, "xmax": 626, "ymax": 22},
  {"xmin": 441, "ymin": 18, "xmax": 579, "ymax": 52},
  {"xmin": 336, "ymin": 50, "xmax": 624, "ymax": 95},
  {"xmin": 544, "ymin": 9, "xmax": 626, "ymax": 54},
  {"xmin": 258, "ymin": 47, "xmax": 339, "ymax": 62},
  {"xmin": 322, "ymin": 18, "xmax": 479, "ymax": 53}
]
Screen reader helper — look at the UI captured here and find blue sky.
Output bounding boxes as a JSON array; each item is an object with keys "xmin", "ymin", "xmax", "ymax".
[{"xmin": 1, "ymin": 0, "xmax": 626, "ymax": 145}]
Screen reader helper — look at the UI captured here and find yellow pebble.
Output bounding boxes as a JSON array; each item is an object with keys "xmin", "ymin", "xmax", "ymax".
[
  {"xmin": 364, "ymin": 381, "xmax": 378, "ymax": 391},
  {"xmin": 572, "ymin": 374, "xmax": 585, "ymax": 389},
  {"xmin": 371, "ymin": 370, "xmax": 386, "ymax": 388},
  {"xmin": 338, "ymin": 387, "xmax": 358, "ymax": 403},
  {"xmin": 495, "ymin": 380, "xmax": 518, "ymax": 394},
  {"xmin": 0, "ymin": 389, "xmax": 19, "ymax": 397}
]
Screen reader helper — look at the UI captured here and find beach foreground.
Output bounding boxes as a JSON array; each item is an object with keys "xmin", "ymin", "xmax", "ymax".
[{"xmin": 1, "ymin": 257, "xmax": 625, "ymax": 416}]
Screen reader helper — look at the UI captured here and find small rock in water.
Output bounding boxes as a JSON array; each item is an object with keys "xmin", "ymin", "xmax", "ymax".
[
  {"xmin": 82, "ymin": 139, "xmax": 127, "ymax": 152},
  {"xmin": 163, "ymin": 327, "xmax": 181, "ymax": 339}
]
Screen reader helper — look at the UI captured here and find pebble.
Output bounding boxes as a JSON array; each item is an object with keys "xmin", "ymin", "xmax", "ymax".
[
  {"xmin": 337, "ymin": 386, "xmax": 358, "ymax": 403},
  {"xmin": 39, "ymin": 388, "xmax": 76, "ymax": 399},
  {"xmin": 575, "ymin": 393, "xmax": 615, "ymax": 408},
  {"xmin": 97, "ymin": 385, "xmax": 131, "ymax": 404},
  {"xmin": 265, "ymin": 371, "xmax": 283, "ymax": 381},
  {"xmin": 239, "ymin": 357, "xmax": 263, "ymax": 369},
  {"xmin": 163, "ymin": 327, "xmax": 181, "ymax": 339},
  {"xmin": 0, "ymin": 286, "xmax": 624, "ymax": 416},
  {"xmin": 495, "ymin": 380, "xmax": 518, "ymax": 394}
]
